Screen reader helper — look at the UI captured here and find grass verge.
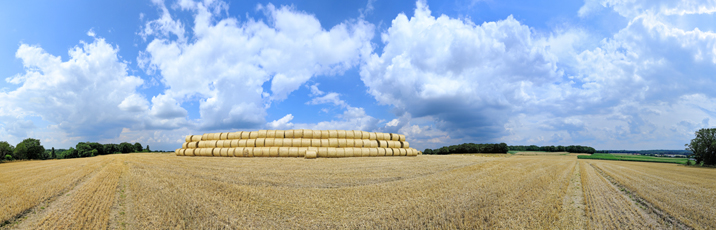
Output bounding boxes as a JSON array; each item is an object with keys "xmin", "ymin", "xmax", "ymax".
[{"xmin": 578, "ymin": 154, "xmax": 691, "ymax": 164}]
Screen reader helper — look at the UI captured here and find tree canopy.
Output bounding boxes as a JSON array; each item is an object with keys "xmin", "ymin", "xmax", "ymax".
[{"xmin": 686, "ymin": 128, "xmax": 716, "ymax": 165}]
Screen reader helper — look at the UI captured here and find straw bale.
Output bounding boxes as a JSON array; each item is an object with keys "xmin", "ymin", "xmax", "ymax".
[
  {"xmin": 301, "ymin": 138, "xmax": 311, "ymax": 147},
  {"xmin": 345, "ymin": 130, "xmax": 355, "ymax": 139},
  {"xmin": 294, "ymin": 129, "xmax": 304, "ymax": 138},
  {"xmin": 175, "ymin": 149, "xmax": 181, "ymax": 156},
  {"xmin": 198, "ymin": 141, "xmax": 205, "ymax": 148},
  {"xmin": 219, "ymin": 148, "xmax": 229, "ymax": 157},
  {"xmin": 320, "ymin": 139, "xmax": 329, "ymax": 147},
  {"xmin": 377, "ymin": 140, "xmax": 387, "ymax": 148},
  {"xmin": 266, "ymin": 130, "xmax": 276, "ymax": 138},
  {"xmin": 337, "ymin": 130, "xmax": 346, "ymax": 139},
  {"xmin": 228, "ymin": 132, "xmax": 238, "ymax": 140},
  {"xmin": 288, "ymin": 147, "xmax": 298, "ymax": 157},
  {"xmin": 188, "ymin": 142, "xmax": 198, "ymax": 148},
  {"xmin": 241, "ymin": 131, "xmax": 250, "ymax": 139},
  {"xmin": 182, "ymin": 142, "xmax": 188, "ymax": 149},
  {"xmin": 284, "ymin": 129, "xmax": 294, "ymax": 138},
  {"xmin": 321, "ymin": 130, "xmax": 329, "ymax": 139},
  {"xmin": 368, "ymin": 132, "xmax": 377, "ymax": 140},
  {"xmin": 303, "ymin": 129, "xmax": 314, "ymax": 139},
  {"xmin": 256, "ymin": 130, "xmax": 266, "ymax": 138},
  {"xmin": 328, "ymin": 130, "xmax": 337, "ymax": 138},
  {"xmin": 230, "ymin": 140, "xmax": 239, "ymax": 148},
  {"xmin": 280, "ymin": 139, "xmax": 291, "ymax": 147},
  {"xmin": 316, "ymin": 130, "xmax": 324, "ymax": 139},
  {"xmin": 353, "ymin": 130, "xmax": 363, "ymax": 139},
  {"xmin": 185, "ymin": 135, "xmax": 192, "ymax": 143},
  {"xmin": 247, "ymin": 139, "xmax": 256, "ymax": 147},
  {"xmin": 199, "ymin": 148, "xmax": 211, "ymax": 156},
  {"xmin": 399, "ymin": 148, "xmax": 407, "ymax": 156},
  {"xmin": 386, "ymin": 141, "xmax": 394, "ymax": 148},
  {"xmin": 238, "ymin": 140, "xmax": 247, "ymax": 147},
  {"xmin": 220, "ymin": 132, "xmax": 229, "ymax": 140},
  {"xmin": 191, "ymin": 135, "xmax": 202, "ymax": 142},
  {"xmin": 228, "ymin": 148, "xmax": 237, "ymax": 157},
  {"xmin": 273, "ymin": 138, "xmax": 283, "ymax": 147},
  {"xmin": 400, "ymin": 134, "xmax": 406, "ymax": 142},
  {"xmin": 209, "ymin": 140, "xmax": 218, "ymax": 148},
  {"xmin": 186, "ymin": 149, "xmax": 196, "ymax": 156},
  {"xmin": 264, "ymin": 138, "xmax": 275, "ymax": 147},
  {"xmin": 278, "ymin": 147, "xmax": 289, "ymax": 157},
  {"xmin": 215, "ymin": 140, "xmax": 224, "ymax": 148},
  {"xmin": 337, "ymin": 139, "xmax": 346, "ymax": 147},
  {"xmin": 269, "ymin": 147, "xmax": 279, "ymax": 157},
  {"xmin": 202, "ymin": 133, "xmax": 209, "ymax": 141},
  {"xmin": 361, "ymin": 131, "xmax": 370, "ymax": 139},
  {"xmin": 342, "ymin": 148, "xmax": 352, "ymax": 157},
  {"xmin": 307, "ymin": 147, "xmax": 317, "ymax": 153},
  {"xmin": 256, "ymin": 138, "xmax": 266, "ymax": 147},
  {"xmin": 249, "ymin": 131, "xmax": 259, "ymax": 139},
  {"xmin": 292, "ymin": 139, "xmax": 302, "ymax": 147},
  {"xmin": 244, "ymin": 147, "xmax": 254, "ymax": 157},
  {"xmin": 328, "ymin": 138, "xmax": 342, "ymax": 148},
  {"xmin": 256, "ymin": 147, "xmax": 269, "ymax": 157},
  {"xmin": 275, "ymin": 130, "xmax": 285, "ymax": 138},
  {"xmin": 369, "ymin": 140, "xmax": 377, "ymax": 148},
  {"xmin": 213, "ymin": 133, "xmax": 221, "ymax": 140},
  {"xmin": 401, "ymin": 141, "xmax": 410, "ymax": 148},
  {"xmin": 310, "ymin": 139, "xmax": 321, "ymax": 147},
  {"xmin": 384, "ymin": 148, "xmax": 393, "ymax": 156},
  {"xmin": 298, "ymin": 147, "xmax": 308, "ymax": 157},
  {"xmin": 345, "ymin": 139, "xmax": 355, "ymax": 147},
  {"xmin": 377, "ymin": 148, "xmax": 386, "ymax": 156},
  {"xmin": 364, "ymin": 139, "xmax": 373, "ymax": 148},
  {"xmin": 327, "ymin": 148, "xmax": 337, "ymax": 158},
  {"xmin": 361, "ymin": 148, "xmax": 370, "ymax": 157},
  {"xmin": 234, "ymin": 147, "xmax": 244, "ymax": 157},
  {"xmin": 369, "ymin": 148, "xmax": 378, "ymax": 157},
  {"xmin": 317, "ymin": 147, "xmax": 328, "ymax": 158},
  {"xmin": 305, "ymin": 150, "xmax": 317, "ymax": 159}
]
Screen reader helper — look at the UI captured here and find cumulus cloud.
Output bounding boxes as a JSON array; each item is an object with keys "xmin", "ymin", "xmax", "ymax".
[
  {"xmin": 141, "ymin": 0, "xmax": 374, "ymax": 131},
  {"xmin": 0, "ymin": 38, "xmax": 146, "ymax": 141}
]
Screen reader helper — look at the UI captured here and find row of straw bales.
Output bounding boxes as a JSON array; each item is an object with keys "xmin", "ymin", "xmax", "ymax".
[
  {"xmin": 175, "ymin": 147, "xmax": 419, "ymax": 157},
  {"xmin": 177, "ymin": 129, "xmax": 418, "ymax": 158},
  {"xmin": 182, "ymin": 139, "xmax": 410, "ymax": 149},
  {"xmin": 185, "ymin": 130, "xmax": 406, "ymax": 142}
]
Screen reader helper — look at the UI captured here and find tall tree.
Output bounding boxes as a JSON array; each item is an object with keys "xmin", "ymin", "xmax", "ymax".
[
  {"xmin": 0, "ymin": 141, "xmax": 14, "ymax": 159},
  {"xmin": 134, "ymin": 142, "xmax": 143, "ymax": 152},
  {"xmin": 686, "ymin": 128, "xmax": 716, "ymax": 165}
]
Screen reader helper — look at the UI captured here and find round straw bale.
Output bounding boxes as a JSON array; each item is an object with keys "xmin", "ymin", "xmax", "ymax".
[
  {"xmin": 317, "ymin": 147, "xmax": 328, "ymax": 157},
  {"xmin": 305, "ymin": 150, "xmax": 317, "ymax": 159},
  {"xmin": 234, "ymin": 147, "xmax": 244, "ymax": 157},
  {"xmin": 215, "ymin": 140, "xmax": 224, "ymax": 148},
  {"xmin": 354, "ymin": 130, "xmax": 363, "ymax": 139},
  {"xmin": 206, "ymin": 148, "xmax": 215, "ymax": 156},
  {"xmin": 294, "ymin": 129, "xmax": 304, "ymax": 138},
  {"xmin": 186, "ymin": 149, "xmax": 196, "ymax": 156},
  {"xmin": 301, "ymin": 138, "xmax": 311, "ymax": 147},
  {"xmin": 400, "ymin": 134, "xmax": 406, "ymax": 142},
  {"xmin": 368, "ymin": 132, "xmax": 377, "ymax": 140},
  {"xmin": 369, "ymin": 148, "xmax": 378, "ymax": 157},
  {"xmin": 227, "ymin": 132, "xmax": 238, "ymax": 140},
  {"xmin": 298, "ymin": 147, "xmax": 308, "ymax": 157},
  {"xmin": 213, "ymin": 133, "xmax": 222, "ymax": 140},
  {"xmin": 257, "ymin": 130, "xmax": 267, "ymax": 138},
  {"xmin": 196, "ymin": 148, "xmax": 205, "ymax": 156},
  {"xmin": 328, "ymin": 130, "xmax": 337, "ymax": 138},
  {"xmin": 243, "ymin": 147, "xmax": 254, "ymax": 157},
  {"xmin": 398, "ymin": 148, "xmax": 406, "ymax": 156},
  {"xmin": 327, "ymin": 148, "xmax": 337, "ymax": 158},
  {"xmin": 219, "ymin": 148, "xmax": 228, "ymax": 157},
  {"xmin": 288, "ymin": 147, "xmax": 298, "ymax": 157},
  {"xmin": 275, "ymin": 130, "xmax": 285, "ymax": 138},
  {"xmin": 185, "ymin": 135, "xmax": 192, "ymax": 142},
  {"xmin": 345, "ymin": 139, "xmax": 355, "ymax": 147},
  {"xmin": 269, "ymin": 147, "xmax": 279, "ymax": 157},
  {"xmin": 315, "ymin": 130, "xmax": 324, "ymax": 139},
  {"xmin": 342, "ymin": 147, "xmax": 352, "ymax": 157},
  {"xmin": 175, "ymin": 149, "xmax": 181, "ymax": 155},
  {"xmin": 337, "ymin": 130, "xmax": 346, "ymax": 138},
  {"xmin": 361, "ymin": 148, "xmax": 370, "ymax": 157},
  {"xmin": 256, "ymin": 138, "xmax": 266, "ymax": 147},
  {"xmin": 364, "ymin": 139, "xmax": 373, "ymax": 148},
  {"xmin": 384, "ymin": 148, "xmax": 393, "ymax": 156},
  {"xmin": 209, "ymin": 140, "xmax": 218, "ymax": 148},
  {"xmin": 198, "ymin": 141, "xmax": 205, "ymax": 148},
  {"xmin": 278, "ymin": 147, "xmax": 289, "ymax": 157},
  {"xmin": 324, "ymin": 139, "xmax": 334, "ymax": 147},
  {"xmin": 284, "ymin": 129, "xmax": 294, "ymax": 138},
  {"xmin": 303, "ymin": 129, "xmax": 313, "ymax": 139},
  {"xmin": 202, "ymin": 133, "xmax": 209, "ymax": 141},
  {"xmin": 337, "ymin": 139, "xmax": 346, "ymax": 147},
  {"xmin": 345, "ymin": 130, "xmax": 355, "ymax": 139},
  {"xmin": 182, "ymin": 142, "xmax": 188, "ymax": 149},
  {"xmin": 266, "ymin": 130, "xmax": 276, "ymax": 138},
  {"xmin": 252, "ymin": 147, "xmax": 263, "ymax": 157},
  {"xmin": 228, "ymin": 148, "xmax": 237, "ymax": 157},
  {"xmin": 307, "ymin": 147, "xmax": 317, "ymax": 154},
  {"xmin": 188, "ymin": 142, "xmax": 198, "ymax": 148},
  {"xmin": 361, "ymin": 131, "xmax": 370, "ymax": 139},
  {"xmin": 230, "ymin": 140, "xmax": 239, "ymax": 147},
  {"xmin": 386, "ymin": 140, "xmax": 394, "ymax": 148},
  {"xmin": 247, "ymin": 139, "xmax": 256, "ymax": 147},
  {"xmin": 320, "ymin": 130, "xmax": 329, "ymax": 139},
  {"xmin": 191, "ymin": 135, "xmax": 202, "ymax": 142},
  {"xmin": 377, "ymin": 148, "xmax": 386, "ymax": 156},
  {"xmin": 264, "ymin": 138, "xmax": 275, "ymax": 147},
  {"xmin": 220, "ymin": 132, "xmax": 229, "ymax": 140},
  {"xmin": 310, "ymin": 139, "xmax": 321, "ymax": 147},
  {"xmin": 238, "ymin": 139, "xmax": 247, "ymax": 147},
  {"xmin": 377, "ymin": 140, "xmax": 387, "ymax": 147},
  {"xmin": 401, "ymin": 141, "xmax": 410, "ymax": 148},
  {"xmin": 281, "ymin": 139, "xmax": 292, "ymax": 147},
  {"xmin": 249, "ymin": 131, "xmax": 259, "ymax": 139},
  {"xmin": 369, "ymin": 140, "xmax": 377, "ymax": 148},
  {"xmin": 273, "ymin": 138, "xmax": 283, "ymax": 147},
  {"xmin": 410, "ymin": 148, "xmax": 418, "ymax": 156},
  {"xmin": 292, "ymin": 139, "xmax": 302, "ymax": 147},
  {"xmin": 241, "ymin": 131, "xmax": 250, "ymax": 139}
]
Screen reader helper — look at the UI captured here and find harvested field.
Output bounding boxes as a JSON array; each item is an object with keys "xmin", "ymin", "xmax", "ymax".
[{"xmin": 1, "ymin": 154, "xmax": 713, "ymax": 229}]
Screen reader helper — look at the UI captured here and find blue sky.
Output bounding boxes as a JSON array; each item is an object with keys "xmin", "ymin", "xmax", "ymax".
[{"xmin": 1, "ymin": 0, "xmax": 716, "ymax": 151}]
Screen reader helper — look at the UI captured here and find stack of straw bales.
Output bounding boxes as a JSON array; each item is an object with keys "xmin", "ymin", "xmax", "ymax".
[{"xmin": 175, "ymin": 129, "xmax": 420, "ymax": 159}]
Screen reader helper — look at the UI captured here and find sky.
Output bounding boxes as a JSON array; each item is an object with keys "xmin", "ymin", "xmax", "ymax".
[{"xmin": 1, "ymin": 0, "xmax": 716, "ymax": 151}]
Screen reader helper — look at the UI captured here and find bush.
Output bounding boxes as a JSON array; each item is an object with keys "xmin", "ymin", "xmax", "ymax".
[{"xmin": 4, "ymin": 155, "xmax": 12, "ymax": 161}]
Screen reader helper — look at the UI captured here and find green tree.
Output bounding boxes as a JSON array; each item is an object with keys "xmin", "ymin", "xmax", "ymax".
[
  {"xmin": 13, "ymin": 142, "xmax": 27, "ymax": 160},
  {"xmin": 686, "ymin": 128, "xmax": 716, "ymax": 165},
  {"xmin": 0, "ymin": 141, "xmax": 14, "ymax": 159},
  {"xmin": 18, "ymin": 138, "xmax": 47, "ymax": 160},
  {"xmin": 76, "ymin": 142, "xmax": 94, "ymax": 158},
  {"xmin": 146, "ymin": 145, "xmax": 151, "ymax": 152},
  {"xmin": 134, "ymin": 142, "xmax": 143, "ymax": 152},
  {"xmin": 51, "ymin": 147, "xmax": 56, "ymax": 159},
  {"xmin": 119, "ymin": 142, "xmax": 135, "ymax": 153}
]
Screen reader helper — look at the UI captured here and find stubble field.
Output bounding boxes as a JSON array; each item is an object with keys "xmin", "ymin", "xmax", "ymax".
[{"xmin": 1, "ymin": 153, "xmax": 714, "ymax": 229}]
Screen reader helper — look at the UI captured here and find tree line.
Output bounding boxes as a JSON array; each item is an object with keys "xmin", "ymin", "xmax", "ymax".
[
  {"xmin": 423, "ymin": 143, "xmax": 509, "ymax": 155},
  {"xmin": 508, "ymin": 145, "xmax": 596, "ymax": 154},
  {"xmin": 1, "ymin": 138, "xmax": 152, "ymax": 161}
]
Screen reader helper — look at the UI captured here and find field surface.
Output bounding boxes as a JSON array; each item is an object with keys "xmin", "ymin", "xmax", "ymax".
[
  {"xmin": 1, "ymin": 153, "xmax": 714, "ymax": 229},
  {"xmin": 578, "ymin": 153, "xmax": 690, "ymax": 164}
]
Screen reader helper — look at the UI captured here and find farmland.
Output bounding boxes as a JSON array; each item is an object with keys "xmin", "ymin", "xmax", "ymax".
[
  {"xmin": 578, "ymin": 153, "xmax": 691, "ymax": 164},
  {"xmin": 1, "ymin": 153, "xmax": 714, "ymax": 229}
]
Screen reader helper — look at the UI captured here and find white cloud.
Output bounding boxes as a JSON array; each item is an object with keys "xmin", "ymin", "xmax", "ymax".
[
  {"xmin": 141, "ymin": 0, "xmax": 374, "ymax": 131},
  {"xmin": 267, "ymin": 114, "xmax": 295, "ymax": 130}
]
